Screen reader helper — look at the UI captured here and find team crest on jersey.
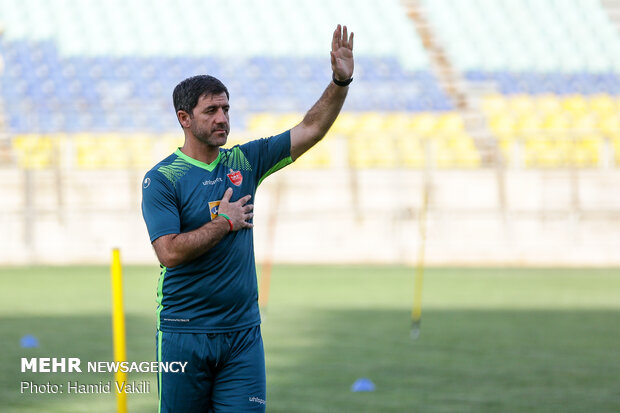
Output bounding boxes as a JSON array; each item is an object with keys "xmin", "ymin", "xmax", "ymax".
[
  {"xmin": 227, "ymin": 169, "xmax": 243, "ymax": 186},
  {"xmin": 208, "ymin": 201, "xmax": 221, "ymax": 220}
]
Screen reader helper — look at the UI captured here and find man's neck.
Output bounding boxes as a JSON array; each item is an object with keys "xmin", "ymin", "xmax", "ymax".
[{"xmin": 180, "ymin": 137, "xmax": 220, "ymax": 165}]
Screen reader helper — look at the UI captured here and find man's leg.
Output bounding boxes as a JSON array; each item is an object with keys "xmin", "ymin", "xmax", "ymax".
[
  {"xmin": 211, "ymin": 326, "xmax": 266, "ymax": 412},
  {"xmin": 157, "ymin": 330, "xmax": 213, "ymax": 413}
]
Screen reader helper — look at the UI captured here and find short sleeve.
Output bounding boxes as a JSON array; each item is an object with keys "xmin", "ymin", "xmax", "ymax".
[
  {"xmin": 240, "ymin": 130, "xmax": 293, "ymax": 186},
  {"xmin": 141, "ymin": 171, "xmax": 180, "ymax": 242}
]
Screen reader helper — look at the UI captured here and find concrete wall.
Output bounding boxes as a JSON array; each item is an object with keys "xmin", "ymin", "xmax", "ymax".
[{"xmin": 2, "ymin": 166, "xmax": 619, "ymax": 266}]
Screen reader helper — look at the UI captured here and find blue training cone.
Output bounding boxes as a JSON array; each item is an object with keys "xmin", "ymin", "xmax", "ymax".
[
  {"xmin": 351, "ymin": 378, "xmax": 375, "ymax": 392},
  {"xmin": 20, "ymin": 335, "xmax": 39, "ymax": 348}
]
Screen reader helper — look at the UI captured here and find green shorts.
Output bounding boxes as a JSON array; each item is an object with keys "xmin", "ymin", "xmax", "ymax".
[{"xmin": 156, "ymin": 325, "xmax": 266, "ymax": 412}]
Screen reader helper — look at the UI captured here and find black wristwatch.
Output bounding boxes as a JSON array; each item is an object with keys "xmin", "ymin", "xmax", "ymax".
[{"xmin": 332, "ymin": 73, "xmax": 353, "ymax": 87}]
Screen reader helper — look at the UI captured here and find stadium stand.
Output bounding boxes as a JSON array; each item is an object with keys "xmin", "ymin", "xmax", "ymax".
[
  {"xmin": 2, "ymin": 0, "xmax": 620, "ymax": 266},
  {"xmin": 0, "ymin": 0, "xmax": 619, "ymax": 170},
  {"xmin": 0, "ymin": 0, "xmax": 474, "ymax": 169},
  {"xmin": 420, "ymin": 0, "xmax": 620, "ymax": 168}
]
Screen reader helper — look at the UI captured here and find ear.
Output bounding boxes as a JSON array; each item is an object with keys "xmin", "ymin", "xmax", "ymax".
[{"xmin": 177, "ymin": 110, "xmax": 192, "ymax": 128}]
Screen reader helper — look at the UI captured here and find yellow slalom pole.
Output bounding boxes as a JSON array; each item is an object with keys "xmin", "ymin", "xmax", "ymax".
[
  {"xmin": 411, "ymin": 182, "xmax": 429, "ymax": 340},
  {"xmin": 110, "ymin": 248, "xmax": 128, "ymax": 413}
]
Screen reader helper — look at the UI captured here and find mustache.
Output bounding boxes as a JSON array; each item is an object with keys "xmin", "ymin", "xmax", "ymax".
[{"xmin": 212, "ymin": 124, "xmax": 229, "ymax": 133}]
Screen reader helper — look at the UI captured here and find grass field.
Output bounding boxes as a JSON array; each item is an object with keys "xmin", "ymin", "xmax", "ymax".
[{"xmin": 2, "ymin": 265, "xmax": 619, "ymax": 412}]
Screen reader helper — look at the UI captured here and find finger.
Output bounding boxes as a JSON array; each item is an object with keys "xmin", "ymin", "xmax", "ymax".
[
  {"xmin": 336, "ymin": 24, "xmax": 342, "ymax": 48},
  {"xmin": 342, "ymin": 25, "xmax": 348, "ymax": 47},
  {"xmin": 349, "ymin": 31, "xmax": 354, "ymax": 51},
  {"xmin": 221, "ymin": 187, "xmax": 233, "ymax": 202},
  {"xmin": 332, "ymin": 25, "xmax": 339, "ymax": 52},
  {"xmin": 246, "ymin": 213, "xmax": 254, "ymax": 220},
  {"xmin": 238, "ymin": 194, "xmax": 252, "ymax": 205},
  {"xmin": 330, "ymin": 51, "xmax": 336, "ymax": 67},
  {"xmin": 244, "ymin": 203, "xmax": 254, "ymax": 212}
]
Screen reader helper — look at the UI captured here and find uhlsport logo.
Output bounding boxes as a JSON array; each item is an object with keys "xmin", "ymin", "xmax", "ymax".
[
  {"xmin": 143, "ymin": 177, "xmax": 151, "ymax": 188},
  {"xmin": 203, "ymin": 177, "xmax": 223, "ymax": 186},
  {"xmin": 227, "ymin": 169, "xmax": 243, "ymax": 186},
  {"xmin": 208, "ymin": 201, "xmax": 220, "ymax": 220}
]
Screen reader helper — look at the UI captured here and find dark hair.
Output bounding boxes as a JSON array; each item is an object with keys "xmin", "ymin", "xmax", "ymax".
[{"xmin": 172, "ymin": 75, "xmax": 229, "ymax": 117}]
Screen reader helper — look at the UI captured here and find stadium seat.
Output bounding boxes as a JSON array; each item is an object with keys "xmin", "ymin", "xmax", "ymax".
[
  {"xmin": 348, "ymin": 131, "xmax": 400, "ymax": 168},
  {"xmin": 480, "ymin": 94, "xmax": 611, "ymax": 167},
  {"xmin": 1, "ymin": 0, "xmax": 618, "ymax": 172},
  {"xmin": 12, "ymin": 134, "xmax": 60, "ymax": 169}
]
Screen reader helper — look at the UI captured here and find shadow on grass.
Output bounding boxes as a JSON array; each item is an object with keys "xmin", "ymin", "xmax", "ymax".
[
  {"xmin": 3, "ymin": 308, "xmax": 619, "ymax": 413},
  {"xmin": 1, "ymin": 314, "xmax": 158, "ymax": 413},
  {"xmin": 263, "ymin": 308, "xmax": 620, "ymax": 413}
]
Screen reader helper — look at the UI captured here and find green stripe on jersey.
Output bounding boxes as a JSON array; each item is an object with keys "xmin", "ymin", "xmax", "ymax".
[
  {"xmin": 156, "ymin": 267, "xmax": 166, "ymax": 330},
  {"xmin": 221, "ymin": 146, "xmax": 252, "ymax": 172},
  {"xmin": 258, "ymin": 156, "xmax": 293, "ymax": 187},
  {"xmin": 174, "ymin": 148, "xmax": 221, "ymax": 171},
  {"xmin": 157, "ymin": 157, "xmax": 192, "ymax": 187}
]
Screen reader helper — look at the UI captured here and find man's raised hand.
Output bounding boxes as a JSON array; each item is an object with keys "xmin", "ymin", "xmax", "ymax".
[{"xmin": 331, "ymin": 24, "xmax": 354, "ymax": 82}]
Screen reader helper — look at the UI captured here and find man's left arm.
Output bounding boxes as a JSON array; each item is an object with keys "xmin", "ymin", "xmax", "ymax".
[{"xmin": 290, "ymin": 24, "xmax": 354, "ymax": 161}]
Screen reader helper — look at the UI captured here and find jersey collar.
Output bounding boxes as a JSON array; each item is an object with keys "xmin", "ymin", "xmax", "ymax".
[{"xmin": 174, "ymin": 148, "xmax": 221, "ymax": 172}]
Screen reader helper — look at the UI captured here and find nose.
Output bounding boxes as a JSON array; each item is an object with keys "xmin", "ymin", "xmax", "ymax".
[{"xmin": 215, "ymin": 108, "xmax": 228, "ymax": 124}]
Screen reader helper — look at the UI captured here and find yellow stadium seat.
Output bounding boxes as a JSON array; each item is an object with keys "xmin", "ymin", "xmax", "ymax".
[
  {"xmin": 247, "ymin": 113, "xmax": 303, "ymax": 135},
  {"xmin": 535, "ymin": 94, "xmax": 562, "ymax": 115},
  {"xmin": 481, "ymin": 94, "xmax": 507, "ymax": 116},
  {"xmin": 572, "ymin": 114, "xmax": 597, "ymax": 132},
  {"xmin": 12, "ymin": 134, "xmax": 58, "ymax": 169},
  {"xmin": 598, "ymin": 113, "xmax": 620, "ymax": 135},
  {"xmin": 514, "ymin": 113, "xmax": 542, "ymax": 133},
  {"xmin": 481, "ymin": 94, "xmax": 610, "ymax": 169},
  {"xmin": 572, "ymin": 135, "xmax": 601, "ymax": 167},
  {"xmin": 74, "ymin": 133, "xmax": 128, "ymax": 169},
  {"xmin": 436, "ymin": 113, "xmax": 465, "ymax": 134},
  {"xmin": 396, "ymin": 134, "xmax": 425, "ymax": 168},
  {"xmin": 410, "ymin": 113, "xmax": 438, "ymax": 136},
  {"xmin": 162, "ymin": 133, "xmax": 184, "ymax": 153},
  {"xmin": 522, "ymin": 135, "xmax": 601, "ymax": 168},
  {"xmin": 125, "ymin": 133, "xmax": 155, "ymax": 168},
  {"xmin": 348, "ymin": 132, "xmax": 398, "ymax": 168},
  {"xmin": 561, "ymin": 95, "xmax": 588, "ymax": 116},
  {"xmin": 246, "ymin": 113, "xmax": 280, "ymax": 132},
  {"xmin": 331, "ymin": 113, "xmax": 359, "ymax": 135},
  {"xmin": 434, "ymin": 133, "xmax": 481, "ymax": 168},
  {"xmin": 588, "ymin": 94, "xmax": 615, "ymax": 117},
  {"xmin": 355, "ymin": 113, "xmax": 387, "ymax": 132},
  {"xmin": 489, "ymin": 114, "xmax": 517, "ymax": 137},
  {"xmin": 507, "ymin": 95, "xmax": 536, "ymax": 115},
  {"xmin": 524, "ymin": 137, "xmax": 562, "ymax": 168},
  {"xmin": 291, "ymin": 138, "xmax": 332, "ymax": 169},
  {"xmin": 542, "ymin": 113, "xmax": 570, "ymax": 131},
  {"xmin": 274, "ymin": 113, "xmax": 303, "ymax": 132},
  {"xmin": 74, "ymin": 134, "xmax": 99, "ymax": 168},
  {"xmin": 384, "ymin": 112, "xmax": 414, "ymax": 133}
]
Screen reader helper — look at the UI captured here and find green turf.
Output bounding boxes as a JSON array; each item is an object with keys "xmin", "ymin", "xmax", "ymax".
[{"xmin": 2, "ymin": 265, "xmax": 619, "ymax": 412}]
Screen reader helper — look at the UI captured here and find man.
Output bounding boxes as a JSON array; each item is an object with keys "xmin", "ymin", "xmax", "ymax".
[{"xmin": 141, "ymin": 24, "xmax": 354, "ymax": 412}]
